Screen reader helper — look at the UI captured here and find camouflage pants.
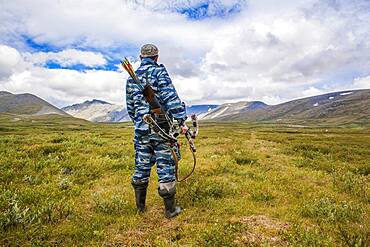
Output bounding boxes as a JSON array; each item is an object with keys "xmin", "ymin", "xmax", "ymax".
[{"xmin": 132, "ymin": 140, "xmax": 176, "ymax": 184}]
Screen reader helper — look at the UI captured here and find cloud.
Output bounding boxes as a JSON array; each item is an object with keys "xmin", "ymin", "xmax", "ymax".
[
  {"xmin": 187, "ymin": 0, "xmax": 370, "ymax": 103},
  {"xmin": 23, "ymin": 49, "xmax": 107, "ymax": 67},
  {"xmin": 353, "ymin": 75, "xmax": 370, "ymax": 89},
  {"xmin": 0, "ymin": 45, "xmax": 125, "ymax": 107},
  {"xmin": 0, "ymin": 0, "xmax": 215, "ymax": 50},
  {"xmin": 0, "ymin": 0, "xmax": 369, "ymax": 107},
  {"xmin": 302, "ymin": 86, "xmax": 322, "ymax": 97},
  {"xmin": 0, "ymin": 45, "xmax": 22, "ymax": 79}
]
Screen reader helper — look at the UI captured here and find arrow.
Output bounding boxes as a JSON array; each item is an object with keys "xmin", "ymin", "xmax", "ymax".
[{"xmin": 121, "ymin": 57, "xmax": 141, "ymax": 84}]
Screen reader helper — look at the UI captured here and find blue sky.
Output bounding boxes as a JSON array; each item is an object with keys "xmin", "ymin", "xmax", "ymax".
[
  {"xmin": 175, "ymin": 1, "xmax": 244, "ymax": 20},
  {"xmin": 0, "ymin": 0, "xmax": 369, "ymax": 107},
  {"xmin": 23, "ymin": 35, "xmax": 121, "ymax": 71}
]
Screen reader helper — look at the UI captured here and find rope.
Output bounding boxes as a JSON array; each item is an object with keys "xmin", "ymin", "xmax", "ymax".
[
  {"xmin": 143, "ymin": 114, "xmax": 197, "ymax": 182},
  {"xmin": 143, "ymin": 114, "xmax": 177, "ymax": 143}
]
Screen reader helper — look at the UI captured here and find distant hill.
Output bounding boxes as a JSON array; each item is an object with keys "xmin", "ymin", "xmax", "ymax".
[
  {"xmin": 186, "ymin": 105, "xmax": 219, "ymax": 117},
  {"xmin": 215, "ymin": 89, "xmax": 370, "ymax": 124},
  {"xmin": 0, "ymin": 91, "xmax": 68, "ymax": 116},
  {"xmin": 62, "ymin": 99, "xmax": 129, "ymax": 122},
  {"xmin": 6, "ymin": 89, "xmax": 367, "ymax": 125},
  {"xmin": 63, "ymin": 100, "xmax": 218, "ymax": 122},
  {"xmin": 200, "ymin": 101, "xmax": 268, "ymax": 120}
]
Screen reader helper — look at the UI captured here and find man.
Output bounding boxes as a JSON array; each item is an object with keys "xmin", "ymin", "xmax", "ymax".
[{"xmin": 125, "ymin": 44, "xmax": 187, "ymax": 218}]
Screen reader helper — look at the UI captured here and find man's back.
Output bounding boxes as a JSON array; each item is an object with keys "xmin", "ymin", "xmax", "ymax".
[{"xmin": 126, "ymin": 57, "xmax": 186, "ymax": 141}]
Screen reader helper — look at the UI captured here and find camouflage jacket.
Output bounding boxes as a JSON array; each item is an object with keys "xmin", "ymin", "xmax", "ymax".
[{"xmin": 126, "ymin": 57, "xmax": 187, "ymax": 142}]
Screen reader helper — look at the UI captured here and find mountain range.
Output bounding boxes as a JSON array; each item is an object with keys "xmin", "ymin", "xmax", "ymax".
[
  {"xmin": 0, "ymin": 89, "xmax": 369, "ymax": 125},
  {"xmin": 215, "ymin": 89, "xmax": 370, "ymax": 124},
  {"xmin": 200, "ymin": 101, "xmax": 267, "ymax": 120},
  {"xmin": 62, "ymin": 99, "xmax": 129, "ymax": 122},
  {"xmin": 62, "ymin": 100, "xmax": 219, "ymax": 122},
  {"xmin": 186, "ymin": 105, "xmax": 219, "ymax": 117}
]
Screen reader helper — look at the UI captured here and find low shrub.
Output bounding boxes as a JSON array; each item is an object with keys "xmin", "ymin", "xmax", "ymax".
[{"xmin": 301, "ymin": 197, "xmax": 363, "ymax": 223}]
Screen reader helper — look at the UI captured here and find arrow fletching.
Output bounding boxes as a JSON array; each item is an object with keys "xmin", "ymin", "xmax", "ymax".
[{"xmin": 121, "ymin": 57, "xmax": 140, "ymax": 84}]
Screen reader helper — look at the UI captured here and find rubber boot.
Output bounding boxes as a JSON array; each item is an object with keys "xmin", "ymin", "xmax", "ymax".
[
  {"xmin": 158, "ymin": 182, "xmax": 181, "ymax": 218},
  {"xmin": 132, "ymin": 180, "xmax": 149, "ymax": 213}
]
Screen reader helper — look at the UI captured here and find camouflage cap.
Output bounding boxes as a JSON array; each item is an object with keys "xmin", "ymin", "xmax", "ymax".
[{"xmin": 140, "ymin": 44, "xmax": 159, "ymax": 57}]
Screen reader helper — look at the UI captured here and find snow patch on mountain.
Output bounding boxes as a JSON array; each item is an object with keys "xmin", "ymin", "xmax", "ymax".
[
  {"xmin": 340, "ymin": 92, "xmax": 353, "ymax": 96},
  {"xmin": 209, "ymin": 107, "xmax": 229, "ymax": 119},
  {"xmin": 62, "ymin": 99, "xmax": 129, "ymax": 122},
  {"xmin": 201, "ymin": 101, "xmax": 268, "ymax": 120}
]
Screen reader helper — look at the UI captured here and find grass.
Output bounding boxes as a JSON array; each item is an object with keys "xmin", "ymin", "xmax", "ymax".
[{"xmin": 0, "ymin": 115, "xmax": 369, "ymax": 246}]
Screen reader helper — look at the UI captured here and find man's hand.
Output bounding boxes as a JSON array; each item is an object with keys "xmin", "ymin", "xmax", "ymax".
[
  {"xmin": 180, "ymin": 124, "xmax": 189, "ymax": 134},
  {"xmin": 176, "ymin": 119, "xmax": 188, "ymax": 134}
]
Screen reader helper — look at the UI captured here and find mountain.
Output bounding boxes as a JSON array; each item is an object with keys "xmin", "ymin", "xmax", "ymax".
[
  {"xmin": 63, "ymin": 100, "xmax": 218, "ymax": 122},
  {"xmin": 200, "ymin": 101, "xmax": 268, "ymax": 120},
  {"xmin": 215, "ymin": 89, "xmax": 370, "ymax": 124},
  {"xmin": 0, "ymin": 91, "xmax": 68, "ymax": 116},
  {"xmin": 62, "ymin": 99, "xmax": 129, "ymax": 122},
  {"xmin": 186, "ymin": 105, "xmax": 219, "ymax": 117}
]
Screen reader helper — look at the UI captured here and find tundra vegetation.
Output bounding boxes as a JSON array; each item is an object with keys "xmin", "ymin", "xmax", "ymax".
[{"xmin": 0, "ymin": 114, "xmax": 369, "ymax": 246}]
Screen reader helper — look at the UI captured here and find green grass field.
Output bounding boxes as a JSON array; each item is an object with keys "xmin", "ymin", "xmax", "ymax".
[{"xmin": 0, "ymin": 115, "xmax": 369, "ymax": 246}]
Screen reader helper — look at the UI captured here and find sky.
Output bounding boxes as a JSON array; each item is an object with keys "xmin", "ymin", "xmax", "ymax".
[{"xmin": 0, "ymin": 0, "xmax": 370, "ymax": 108}]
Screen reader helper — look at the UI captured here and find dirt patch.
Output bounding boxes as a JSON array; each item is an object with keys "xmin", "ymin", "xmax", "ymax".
[
  {"xmin": 110, "ymin": 230, "xmax": 148, "ymax": 246},
  {"xmin": 235, "ymin": 215, "xmax": 290, "ymax": 246}
]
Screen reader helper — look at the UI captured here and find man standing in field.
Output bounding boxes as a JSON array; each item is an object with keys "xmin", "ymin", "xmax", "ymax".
[{"xmin": 125, "ymin": 44, "xmax": 187, "ymax": 218}]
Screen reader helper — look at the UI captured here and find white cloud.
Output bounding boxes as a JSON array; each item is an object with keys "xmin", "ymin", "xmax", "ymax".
[
  {"xmin": 23, "ymin": 49, "xmax": 107, "ymax": 67},
  {"xmin": 353, "ymin": 76, "xmax": 370, "ymax": 89},
  {"xmin": 0, "ymin": 0, "xmax": 369, "ymax": 107},
  {"xmin": 302, "ymin": 86, "xmax": 322, "ymax": 97},
  {"xmin": 0, "ymin": 45, "xmax": 22, "ymax": 79},
  {"xmin": 0, "ymin": 45, "xmax": 125, "ymax": 107},
  {"xmin": 0, "ymin": 0, "xmax": 215, "ymax": 51}
]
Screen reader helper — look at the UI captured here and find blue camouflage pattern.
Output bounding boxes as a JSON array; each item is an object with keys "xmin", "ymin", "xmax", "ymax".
[
  {"xmin": 126, "ymin": 57, "xmax": 187, "ymax": 141},
  {"xmin": 133, "ymin": 140, "xmax": 176, "ymax": 183},
  {"xmin": 126, "ymin": 57, "xmax": 186, "ymax": 183}
]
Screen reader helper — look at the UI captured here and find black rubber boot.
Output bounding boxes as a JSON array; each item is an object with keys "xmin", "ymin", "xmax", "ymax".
[
  {"xmin": 132, "ymin": 180, "xmax": 149, "ymax": 213},
  {"xmin": 158, "ymin": 183, "xmax": 181, "ymax": 218}
]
